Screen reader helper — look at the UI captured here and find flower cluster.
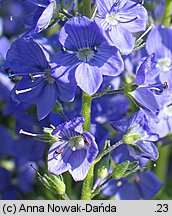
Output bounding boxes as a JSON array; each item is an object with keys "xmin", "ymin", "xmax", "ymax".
[{"xmin": 0, "ymin": 0, "xmax": 172, "ymax": 200}]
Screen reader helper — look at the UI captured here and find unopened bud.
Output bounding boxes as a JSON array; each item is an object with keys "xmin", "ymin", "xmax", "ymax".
[
  {"xmin": 123, "ymin": 132, "xmax": 142, "ymax": 145},
  {"xmin": 112, "ymin": 161, "xmax": 130, "ymax": 180},
  {"xmin": 40, "ymin": 174, "xmax": 66, "ymax": 195},
  {"xmin": 97, "ymin": 157, "xmax": 110, "ymax": 179}
]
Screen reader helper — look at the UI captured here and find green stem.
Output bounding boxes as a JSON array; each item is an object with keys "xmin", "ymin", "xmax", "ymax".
[
  {"xmin": 82, "ymin": 92, "xmax": 92, "ymax": 131},
  {"xmin": 91, "ymin": 175, "xmax": 112, "ymax": 199},
  {"xmin": 83, "ymin": 0, "xmax": 91, "ymax": 18},
  {"xmin": 81, "ymin": 164, "xmax": 94, "ymax": 200},
  {"xmin": 81, "ymin": 140, "xmax": 123, "ymax": 199},
  {"xmin": 81, "ymin": 92, "xmax": 92, "ymax": 199},
  {"xmin": 94, "ymin": 140, "xmax": 123, "ymax": 165},
  {"xmin": 162, "ymin": 0, "xmax": 172, "ymax": 27},
  {"xmin": 154, "ymin": 144, "xmax": 171, "ymax": 183}
]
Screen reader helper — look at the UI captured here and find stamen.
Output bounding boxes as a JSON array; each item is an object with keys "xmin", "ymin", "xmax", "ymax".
[
  {"xmin": 55, "ymin": 148, "xmax": 64, "ymax": 154},
  {"xmin": 15, "ymin": 88, "xmax": 32, "ymax": 95},
  {"xmin": 117, "ymin": 181, "xmax": 122, "ymax": 187},
  {"xmin": 118, "ymin": 15, "xmax": 140, "ymax": 24},
  {"xmin": 84, "ymin": 137, "xmax": 91, "ymax": 146},
  {"xmin": 135, "ymin": 176, "xmax": 140, "ymax": 184},
  {"xmin": 139, "ymin": 0, "xmax": 144, "ymax": 5},
  {"xmin": 26, "ymin": 0, "xmax": 47, "ymax": 7},
  {"xmin": 10, "ymin": 16, "xmax": 13, "ymax": 22},
  {"xmin": 72, "ymin": 147, "xmax": 76, "ymax": 151},
  {"xmin": 164, "ymin": 82, "xmax": 168, "ymax": 89},
  {"xmin": 19, "ymin": 129, "xmax": 40, "ymax": 137}
]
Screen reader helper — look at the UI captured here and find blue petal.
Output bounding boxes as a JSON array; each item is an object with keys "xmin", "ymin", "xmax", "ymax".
[
  {"xmin": 59, "ymin": 16, "xmax": 104, "ymax": 50},
  {"xmin": 135, "ymin": 54, "xmax": 157, "ymax": 85},
  {"xmin": 146, "ymin": 25, "xmax": 172, "ymax": 59},
  {"xmin": 52, "ymin": 117, "xmax": 84, "ymax": 139},
  {"xmin": 83, "ymin": 132, "xmax": 99, "ymax": 163},
  {"xmin": 48, "ymin": 141, "xmax": 71, "ymax": 175},
  {"xmin": 56, "ymin": 79, "xmax": 76, "ymax": 102},
  {"xmin": 116, "ymin": 181, "xmax": 142, "ymax": 200},
  {"xmin": 91, "ymin": 44, "xmax": 124, "ymax": 76},
  {"xmin": 119, "ymin": 1, "xmax": 147, "ymax": 33},
  {"xmin": 139, "ymin": 171, "xmax": 163, "ymax": 199},
  {"xmin": 67, "ymin": 132, "xmax": 98, "ymax": 181},
  {"xmin": 95, "ymin": 0, "xmax": 109, "ymax": 16},
  {"xmin": 67, "ymin": 148, "xmax": 86, "ymax": 168},
  {"xmin": 106, "ymin": 25, "xmax": 134, "ymax": 54},
  {"xmin": 130, "ymin": 87, "xmax": 160, "ymax": 117},
  {"xmin": 37, "ymin": 82, "xmax": 57, "ymax": 120},
  {"xmin": 75, "ymin": 63, "xmax": 103, "ymax": 95},
  {"xmin": 34, "ymin": 1, "xmax": 55, "ymax": 33},
  {"xmin": 6, "ymin": 38, "xmax": 49, "ymax": 74},
  {"xmin": 0, "ymin": 36, "xmax": 10, "ymax": 59},
  {"xmin": 12, "ymin": 77, "xmax": 44, "ymax": 104},
  {"xmin": 136, "ymin": 140, "xmax": 159, "ymax": 160}
]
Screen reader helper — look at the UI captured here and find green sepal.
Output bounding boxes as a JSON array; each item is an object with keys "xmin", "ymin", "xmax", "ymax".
[
  {"xmin": 35, "ymin": 127, "xmax": 57, "ymax": 144},
  {"xmin": 97, "ymin": 157, "xmax": 110, "ymax": 179},
  {"xmin": 124, "ymin": 84, "xmax": 138, "ymax": 93},
  {"xmin": 39, "ymin": 174, "xmax": 66, "ymax": 195},
  {"xmin": 112, "ymin": 161, "xmax": 130, "ymax": 180},
  {"xmin": 123, "ymin": 161, "xmax": 140, "ymax": 177}
]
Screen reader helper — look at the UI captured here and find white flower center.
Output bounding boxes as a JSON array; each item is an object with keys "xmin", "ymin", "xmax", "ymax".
[
  {"xmin": 156, "ymin": 58, "xmax": 172, "ymax": 72},
  {"xmin": 105, "ymin": 12, "xmax": 119, "ymax": 25},
  {"xmin": 77, "ymin": 48, "xmax": 94, "ymax": 63},
  {"xmin": 69, "ymin": 136, "xmax": 85, "ymax": 151}
]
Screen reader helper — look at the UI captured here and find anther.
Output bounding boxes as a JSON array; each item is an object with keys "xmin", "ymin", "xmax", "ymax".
[
  {"xmin": 139, "ymin": 0, "xmax": 144, "ymax": 5},
  {"xmin": 135, "ymin": 176, "xmax": 140, "ymax": 184},
  {"xmin": 84, "ymin": 137, "xmax": 91, "ymax": 146},
  {"xmin": 55, "ymin": 148, "xmax": 64, "ymax": 154}
]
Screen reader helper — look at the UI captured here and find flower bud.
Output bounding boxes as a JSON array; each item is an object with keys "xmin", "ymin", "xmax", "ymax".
[
  {"xmin": 39, "ymin": 174, "xmax": 66, "ymax": 195},
  {"xmin": 112, "ymin": 161, "xmax": 130, "ymax": 180},
  {"xmin": 97, "ymin": 157, "xmax": 110, "ymax": 179},
  {"xmin": 123, "ymin": 129, "xmax": 142, "ymax": 145}
]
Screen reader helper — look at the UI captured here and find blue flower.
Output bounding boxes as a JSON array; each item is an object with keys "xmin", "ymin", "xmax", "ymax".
[
  {"xmin": 25, "ymin": 0, "xmax": 76, "ymax": 35},
  {"xmin": 53, "ymin": 16, "xmax": 124, "ymax": 95},
  {"xmin": 102, "ymin": 171, "xmax": 163, "ymax": 200},
  {"xmin": 146, "ymin": 25, "xmax": 172, "ymax": 88},
  {"xmin": 111, "ymin": 111, "xmax": 159, "ymax": 160},
  {"xmin": 6, "ymin": 37, "xmax": 76, "ymax": 120},
  {"xmin": 48, "ymin": 117, "xmax": 99, "ymax": 181},
  {"xmin": 24, "ymin": 0, "xmax": 57, "ymax": 35},
  {"xmin": 129, "ymin": 54, "xmax": 161, "ymax": 119},
  {"xmin": 95, "ymin": 0, "xmax": 147, "ymax": 54}
]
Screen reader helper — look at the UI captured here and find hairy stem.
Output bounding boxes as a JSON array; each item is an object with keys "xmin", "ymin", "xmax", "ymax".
[
  {"xmin": 82, "ymin": 92, "xmax": 92, "ymax": 131},
  {"xmin": 83, "ymin": 0, "xmax": 91, "ymax": 18}
]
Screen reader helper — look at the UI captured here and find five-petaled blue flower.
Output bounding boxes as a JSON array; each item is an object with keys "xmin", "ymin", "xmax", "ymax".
[
  {"xmin": 48, "ymin": 117, "xmax": 99, "ymax": 181},
  {"xmin": 53, "ymin": 16, "xmax": 124, "ymax": 95},
  {"xmin": 129, "ymin": 54, "xmax": 161, "ymax": 119},
  {"xmin": 6, "ymin": 37, "xmax": 76, "ymax": 120},
  {"xmin": 95, "ymin": 0, "xmax": 147, "ymax": 54},
  {"xmin": 111, "ymin": 111, "xmax": 159, "ymax": 161}
]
